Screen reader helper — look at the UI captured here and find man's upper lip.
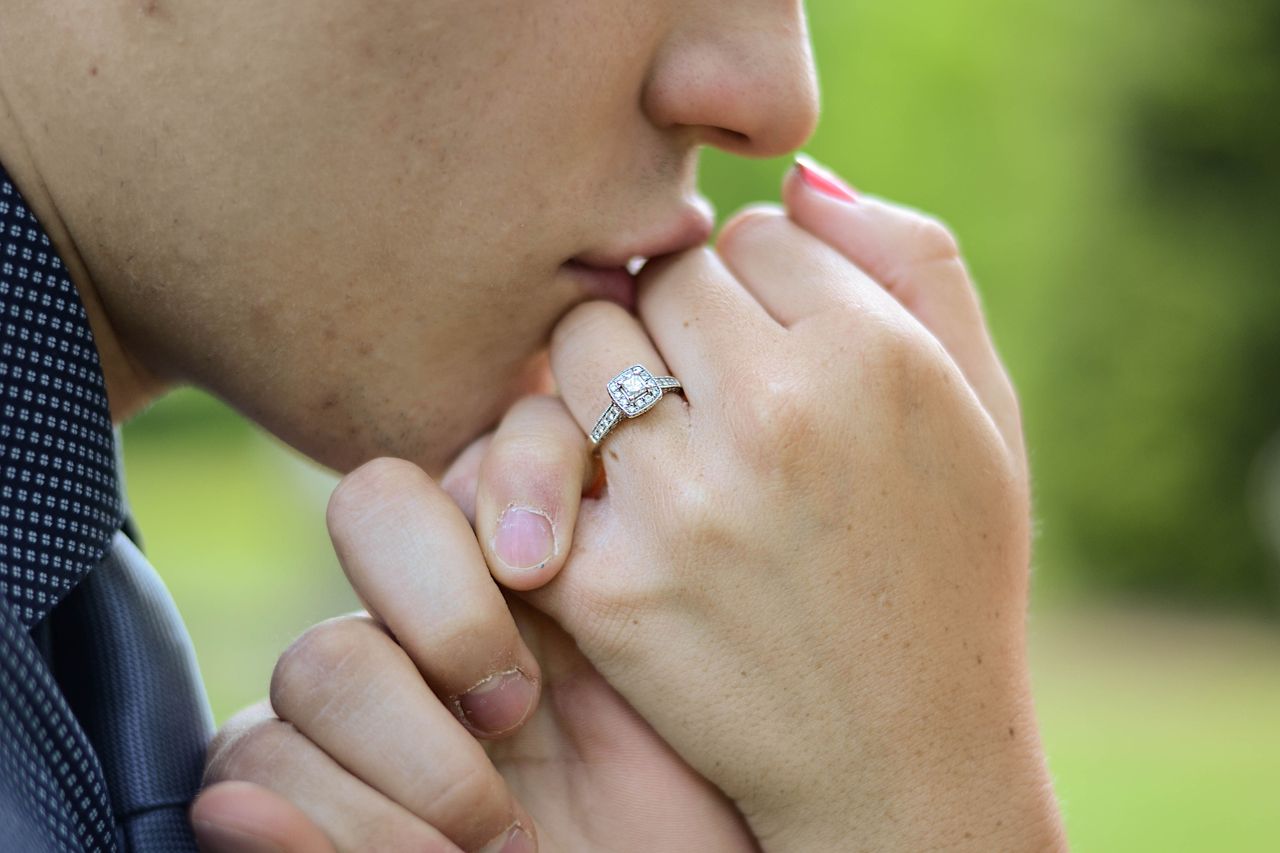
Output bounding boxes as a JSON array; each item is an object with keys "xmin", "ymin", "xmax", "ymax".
[{"xmin": 571, "ymin": 198, "xmax": 716, "ymax": 270}]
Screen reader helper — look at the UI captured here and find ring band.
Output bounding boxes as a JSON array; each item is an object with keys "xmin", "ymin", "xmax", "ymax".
[{"xmin": 589, "ymin": 364, "xmax": 682, "ymax": 446}]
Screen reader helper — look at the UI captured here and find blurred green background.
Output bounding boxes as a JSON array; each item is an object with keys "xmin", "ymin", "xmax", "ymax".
[{"xmin": 120, "ymin": 1, "xmax": 1280, "ymax": 850}]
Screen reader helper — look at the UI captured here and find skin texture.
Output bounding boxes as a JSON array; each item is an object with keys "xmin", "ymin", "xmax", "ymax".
[
  {"xmin": 0, "ymin": 0, "xmax": 817, "ymax": 473},
  {"xmin": 522, "ymin": 173, "xmax": 1061, "ymax": 850},
  {"xmin": 0, "ymin": 1, "xmax": 1067, "ymax": 850},
  {"xmin": 201, "ymin": 453, "xmax": 759, "ymax": 852},
  {"xmin": 199, "ymin": 168, "xmax": 1067, "ymax": 851}
]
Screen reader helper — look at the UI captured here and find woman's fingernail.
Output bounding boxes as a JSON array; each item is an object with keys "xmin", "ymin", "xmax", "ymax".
[
  {"xmin": 493, "ymin": 506, "xmax": 555, "ymax": 570},
  {"xmin": 479, "ymin": 823, "xmax": 536, "ymax": 853},
  {"xmin": 454, "ymin": 669, "xmax": 537, "ymax": 737},
  {"xmin": 794, "ymin": 153, "xmax": 857, "ymax": 203}
]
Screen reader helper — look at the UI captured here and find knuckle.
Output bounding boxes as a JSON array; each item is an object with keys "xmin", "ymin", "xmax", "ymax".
[
  {"xmin": 418, "ymin": 608, "xmax": 497, "ymax": 658},
  {"xmin": 551, "ymin": 299, "xmax": 632, "ymax": 353},
  {"xmin": 270, "ymin": 615, "xmax": 380, "ymax": 719},
  {"xmin": 420, "ymin": 760, "xmax": 506, "ymax": 825},
  {"xmin": 864, "ymin": 317, "xmax": 946, "ymax": 380},
  {"xmin": 715, "ymin": 206, "xmax": 787, "ymax": 258},
  {"xmin": 208, "ymin": 717, "xmax": 299, "ymax": 785},
  {"xmin": 490, "ymin": 400, "xmax": 584, "ymax": 471},
  {"xmin": 505, "ymin": 393, "xmax": 571, "ymax": 429},
  {"xmin": 327, "ymin": 456, "xmax": 431, "ymax": 539},
  {"xmin": 730, "ymin": 369, "xmax": 823, "ymax": 467},
  {"xmin": 911, "ymin": 214, "xmax": 962, "ymax": 263},
  {"xmin": 663, "ymin": 478, "xmax": 741, "ymax": 555}
]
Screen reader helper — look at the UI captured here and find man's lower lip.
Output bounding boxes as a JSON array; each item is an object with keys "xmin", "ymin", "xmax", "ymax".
[{"xmin": 563, "ymin": 260, "xmax": 637, "ymax": 310}]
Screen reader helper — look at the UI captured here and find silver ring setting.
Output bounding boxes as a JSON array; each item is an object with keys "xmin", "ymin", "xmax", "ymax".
[{"xmin": 590, "ymin": 364, "xmax": 682, "ymax": 446}]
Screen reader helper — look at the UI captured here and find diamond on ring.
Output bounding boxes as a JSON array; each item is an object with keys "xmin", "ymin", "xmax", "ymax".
[
  {"xmin": 609, "ymin": 365, "xmax": 662, "ymax": 416},
  {"xmin": 590, "ymin": 364, "xmax": 682, "ymax": 446}
]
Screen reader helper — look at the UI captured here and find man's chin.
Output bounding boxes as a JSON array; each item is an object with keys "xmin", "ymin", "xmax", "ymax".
[{"xmin": 421, "ymin": 349, "xmax": 556, "ymax": 479}]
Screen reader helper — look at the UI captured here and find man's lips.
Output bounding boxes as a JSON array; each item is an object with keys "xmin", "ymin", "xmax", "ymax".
[
  {"xmin": 566, "ymin": 198, "xmax": 716, "ymax": 310},
  {"xmin": 563, "ymin": 258, "xmax": 643, "ymax": 310}
]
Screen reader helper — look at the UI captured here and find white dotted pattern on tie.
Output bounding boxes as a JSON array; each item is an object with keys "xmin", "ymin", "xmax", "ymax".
[{"xmin": 0, "ymin": 176, "xmax": 122, "ymax": 628}]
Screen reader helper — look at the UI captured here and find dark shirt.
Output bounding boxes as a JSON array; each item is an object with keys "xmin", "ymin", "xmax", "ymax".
[{"xmin": 0, "ymin": 161, "xmax": 213, "ymax": 851}]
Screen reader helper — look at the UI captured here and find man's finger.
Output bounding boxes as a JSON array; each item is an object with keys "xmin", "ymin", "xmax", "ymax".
[
  {"xmin": 192, "ymin": 781, "xmax": 337, "ymax": 853},
  {"xmin": 475, "ymin": 395, "xmax": 592, "ymax": 591},
  {"xmin": 199, "ymin": 704, "xmax": 461, "ymax": 852},
  {"xmin": 269, "ymin": 615, "xmax": 538, "ymax": 851},
  {"xmin": 327, "ymin": 458, "xmax": 540, "ymax": 739}
]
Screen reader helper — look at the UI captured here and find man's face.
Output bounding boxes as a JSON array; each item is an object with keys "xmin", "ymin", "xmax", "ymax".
[{"xmin": 21, "ymin": 0, "xmax": 818, "ymax": 473}]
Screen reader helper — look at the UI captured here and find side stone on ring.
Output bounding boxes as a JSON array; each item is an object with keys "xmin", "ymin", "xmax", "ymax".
[{"xmin": 589, "ymin": 364, "xmax": 682, "ymax": 446}]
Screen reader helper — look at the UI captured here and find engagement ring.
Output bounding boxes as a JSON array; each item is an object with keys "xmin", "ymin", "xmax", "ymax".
[{"xmin": 589, "ymin": 364, "xmax": 682, "ymax": 446}]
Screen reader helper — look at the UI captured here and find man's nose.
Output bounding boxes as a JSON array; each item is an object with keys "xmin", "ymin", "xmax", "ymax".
[{"xmin": 642, "ymin": 3, "xmax": 821, "ymax": 159}]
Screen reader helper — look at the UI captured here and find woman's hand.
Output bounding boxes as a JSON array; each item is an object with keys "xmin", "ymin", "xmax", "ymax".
[
  {"xmin": 499, "ymin": 161, "xmax": 1064, "ymax": 851},
  {"xmin": 193, "ymin": 402, "xmax": 757, "ymax": 852}
]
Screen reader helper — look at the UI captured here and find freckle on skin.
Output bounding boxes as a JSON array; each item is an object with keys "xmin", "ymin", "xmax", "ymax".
[
  {"xmin": 976, "ymin": 654, "xmax": 983, "ymax": 665},
  {"xmin": 88, "ymin": 66, "xmax": 98, "ymax": 76}
]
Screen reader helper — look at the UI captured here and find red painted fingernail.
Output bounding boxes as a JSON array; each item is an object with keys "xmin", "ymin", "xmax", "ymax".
[{"xmin": 794, "ymin": 154, "xmax": 857, "ymax": 203}]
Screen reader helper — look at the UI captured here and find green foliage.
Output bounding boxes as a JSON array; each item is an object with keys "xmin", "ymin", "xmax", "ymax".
[{"xmin": 697, "ymin": 0, "xmax": 1280, "ymax": 606}]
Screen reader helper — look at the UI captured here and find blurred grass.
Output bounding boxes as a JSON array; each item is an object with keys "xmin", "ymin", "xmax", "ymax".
[
  {"xmin": 118, "ymin": 0, "xmax": 1280, "ymax": 848},
  {"xmin": 1032, "ymin": 607, "xmax": 1280, "ymax": 851}
]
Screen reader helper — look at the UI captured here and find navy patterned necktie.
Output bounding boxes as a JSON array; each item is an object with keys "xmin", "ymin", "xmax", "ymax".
[{"xmin": 0, "ymin": 164, "xmax": 124, "ymax": 629}]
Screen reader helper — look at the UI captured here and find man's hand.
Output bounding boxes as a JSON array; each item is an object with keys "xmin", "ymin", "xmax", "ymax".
[{"xmin": 192, "ymin": 399, "xmax": 756, "ymax": 852}]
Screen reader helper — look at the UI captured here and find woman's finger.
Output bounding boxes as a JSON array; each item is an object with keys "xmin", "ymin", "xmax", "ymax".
[
  {"xmin": 714, "ymin": 205, "xmax": 900, "ymax": 328},
  {"xmin": 633, "ymin": 246, "xmax": 781, "ymax": 390},
  {"xmin": 783, "ymin": 157, "xmax": 1022, "ymax": 453},
  {"xmin": 327, "ymin": 459, "xmax": 541, "ymax": 739},
  {"xmin": 474, "ymin": 395, "xmax": 593, "ymax": 591},
  {"xmin": 269, "ymin": 614, "xmax": 537, "ymax": 852},
  {"xmin": 200, "ymin": 702, "xmax": 462, "ymax": 853},
  {"xmin": 547, "ymin": 300, "xmax": 685, "ymax": 457}
]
